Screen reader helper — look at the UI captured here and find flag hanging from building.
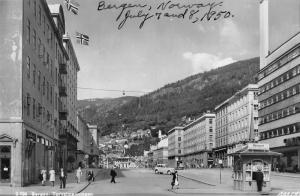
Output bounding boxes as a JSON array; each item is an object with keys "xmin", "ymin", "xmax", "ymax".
[
  {"xmin": 76, "ymin": 32, "xmax": 89, "ymax": 45},
  {"xmin": 65, "ymin": 0, "xmax": 79, "ymax": 15}
]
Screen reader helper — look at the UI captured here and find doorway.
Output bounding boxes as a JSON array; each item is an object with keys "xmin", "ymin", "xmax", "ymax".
[{"xmin": 1, "ymin": 158, "xmax": 10, "ymax": 181}]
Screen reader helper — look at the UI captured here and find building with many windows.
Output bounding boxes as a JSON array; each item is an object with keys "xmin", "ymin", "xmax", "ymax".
[
  {"xmin": 167, "ymin": 126, "xmax": 184, "ymax": 168},
  {"xmin": 0, "ymin": 0, "xmax": 79, "ymax": 186},
  {"xmin": 258, "ymin": 0, "xmax": 300, "ymax": 172},
  {"xmin": 183, "ymin": 113, "xmax": 215, "ymax": 168},
  {"xmin": 214, "ymin": 84, "xmax": 259, "ymax": 167}
]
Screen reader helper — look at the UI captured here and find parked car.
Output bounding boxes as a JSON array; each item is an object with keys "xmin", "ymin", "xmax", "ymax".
[
  {"xmin": 154, "ymin": 164, "xmax": 175, "ymax": 175},
  {"xmin": 176, "ymin": 165, "xmax": 184, "ymax": 170}
]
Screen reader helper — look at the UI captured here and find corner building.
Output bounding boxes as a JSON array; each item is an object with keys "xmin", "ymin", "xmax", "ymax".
[
  {"xmin": 183, "ymin": 113, "xmax": 215, "ymax": 168},
  {"xmin": 258, "ymin": 0, "xmax": 300, "ymax": 172},
  {"xmin": 0, "ymin": 0, "xmax": 79, "ymax": 186}
]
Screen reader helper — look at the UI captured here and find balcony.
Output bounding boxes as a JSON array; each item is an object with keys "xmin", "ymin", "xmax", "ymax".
[
  {"xmin": 59, "ymin": 86, "xmax": 67, "ymax": 97},
  {"xmin": 58, "ymin": 123, "xmax": 67, "ymax": 138},
  {"xmin": 59, "ymin": 63, "xmax": 67, "ymax": 74}
]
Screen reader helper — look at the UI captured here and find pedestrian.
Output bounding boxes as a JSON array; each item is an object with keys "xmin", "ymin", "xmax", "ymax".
[
  {"xmin": 253, "ymin": 166, "xmax": 264, "ymax": 192},
  {"xmin": 76, "ymin": 167, "xmax": 82, "ymax": 183},
  {"xmin": 171, "ymin": 171, "xmax": 179, "ymax": 189},
  {"xmin": 110, "ymin": 167, "xmax": 117, "ymax": 183},
  {"xmin": 49, "ymin": 168, "xmax": 55, "ymax": 187},
  {"xmin": 41, "ymin": 168, "xmax": 47, "ymax": 186},
  {"xmin": 87, "ymin": 170, "xmax": 93, "ymax": 182},
  {"xmin": 91, "ymin": 170, "xmax": 95, "ymax": 182},
  {"xmin": 59, "ymin": 168, "xmax": 67, "ymax": 189}
]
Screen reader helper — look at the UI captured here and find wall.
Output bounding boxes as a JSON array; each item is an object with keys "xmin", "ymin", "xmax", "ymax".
[{"xmin": 0, "ymin": 0, "xmax": 23, "ymax": 121}]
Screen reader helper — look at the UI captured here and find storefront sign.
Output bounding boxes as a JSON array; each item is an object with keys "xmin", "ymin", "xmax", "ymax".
[
  {"xmin": 26, "ymin": 130, "xmax": 36, "ymax": 141},
  {"xmin": 248, "ymin": 143, "xmax": 269, "ymax": 151}
]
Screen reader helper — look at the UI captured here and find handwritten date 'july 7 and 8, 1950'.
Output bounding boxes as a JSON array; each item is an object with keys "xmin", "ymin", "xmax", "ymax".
[{"xmin": 97, "ymin": 0, "xmax": 234, "ymax": 30}]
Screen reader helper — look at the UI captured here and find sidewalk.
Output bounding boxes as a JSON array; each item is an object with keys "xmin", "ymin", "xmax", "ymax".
[
  {"xmin": 0, "ymin": 168, "xmax": 100, "ymax": 195},
  {"xmin": 175, "ymin": 168, "xmax": 300, "ymax": 195}
]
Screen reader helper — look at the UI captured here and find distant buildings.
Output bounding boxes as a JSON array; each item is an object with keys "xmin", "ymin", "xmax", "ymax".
[
  {"xmin": 214, "ymin": 84, "xmax": 259, "ymax": 167},
  {"xmin": 182, "ymin": 113, "xmax": 216, "ymax": 168},
  {"xmin": 151, "ymin": 136, "xmax": 168, "ymax": 165},
  {"xmin": 76, "ymin": 115, "xmax": 99, "ymax": 168},
  {"xmin": 258, "ymin": 0, "xmax": 300, "ymax": 172}
]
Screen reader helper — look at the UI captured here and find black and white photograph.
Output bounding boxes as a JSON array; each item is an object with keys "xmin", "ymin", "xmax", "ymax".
[{"xmin": 0, "ymin": 0, "xmax": 300, "ymax": 195}]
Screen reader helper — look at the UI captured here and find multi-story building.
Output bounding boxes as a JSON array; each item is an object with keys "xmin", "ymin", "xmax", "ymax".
[
  {"xmin": 258, "ymin": 0, "xmax": 300, "ymax": 172},
  {"xmin": 0, "ymin": 1, "xmax": 79, "ymax": 186},
  {"xmin": 214, "ymin": 85, "xmax": 259, "ymax": 167},
  {"xmin": 215, "ymin": 84, "xmax": 259, "ymax": 167},
  {"xmin": 167, "ymin": 126, "xmax": 184, "ymax": 168},
  {"xmin": 60, "ymin": 34, "xmax": 80, "ymax": 171},
  {"xmin": 183, "ymin": 113, "xmax": 215, "ymax": 168}
]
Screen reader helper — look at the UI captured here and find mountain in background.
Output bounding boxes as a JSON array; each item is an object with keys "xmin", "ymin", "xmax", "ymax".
[{"xmin": 77, "ymin": 57, "xmax": 259, "ymax": 136}]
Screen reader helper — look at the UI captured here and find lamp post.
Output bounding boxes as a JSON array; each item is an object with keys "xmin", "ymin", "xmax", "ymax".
[{"xmin": 218, "ymin": 159, "xmax": 223, "ymax": 184}]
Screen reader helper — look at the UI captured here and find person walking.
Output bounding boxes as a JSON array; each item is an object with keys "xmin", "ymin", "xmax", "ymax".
[
  {"xmin": 254, "ymin": 166, "xmax": 264, "ymax": 192},
  {"xmin": 59, "ymin": 168, "xmax": 67, "ymax": 189},
  {"xmin": 110, "ymin": 167, "xmax": 117, "ymax": 183},
  {"xmin": 76, "ymin": 167, "xmax": 83, "ymax": 183},
  {"xmin": 49, "ymin": 168, "xmax": 55, "ymax": 187},
  {"xmin": 171, "ymin": 171, "xmax": 179, "ymax": 189},
  {"xmin": 41, "ymin": 168, "xmax": 47, "ymax": 186}
]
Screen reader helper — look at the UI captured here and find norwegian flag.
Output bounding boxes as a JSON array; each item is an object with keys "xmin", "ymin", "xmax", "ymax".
[
  {"xmin": 65, "ymin": 0, "xmax": 79, "ymax": 15},
  {"xmin": 76, "ymin": 32, "xmax": 89, "ymax": 45}
]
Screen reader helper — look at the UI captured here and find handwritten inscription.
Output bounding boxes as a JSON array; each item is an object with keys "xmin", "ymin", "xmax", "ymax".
[{"xmin": 97, "ymin": 1, "xmax": 234, "ymax": 30}]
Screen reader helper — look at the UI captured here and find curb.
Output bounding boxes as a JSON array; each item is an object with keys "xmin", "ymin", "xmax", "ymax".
[{"xmin": 178, "ymin": 174, "xmax": 216, "ymax": 186}]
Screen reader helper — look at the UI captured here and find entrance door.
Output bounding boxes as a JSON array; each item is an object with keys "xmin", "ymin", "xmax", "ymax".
[{"xmin": 1, "ymin": 158, "xmax": 10, "ymax": 181}]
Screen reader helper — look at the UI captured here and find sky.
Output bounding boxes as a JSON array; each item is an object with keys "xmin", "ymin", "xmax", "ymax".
[{"xmin": 50, "ymin": 0, "xmax": 260, "ymax": 99}]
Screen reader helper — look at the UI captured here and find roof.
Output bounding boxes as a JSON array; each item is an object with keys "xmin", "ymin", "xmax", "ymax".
[
  {"xmin": 229, "ymin": 144, "xmax": 282, "ymax": 157},
  {"xmin": 183, "ymin": 113, "xmax": 215, "ymax": 131},
  {"xmin": 215, "ymin": 84, "xmax": 258, "ymax": 111}
]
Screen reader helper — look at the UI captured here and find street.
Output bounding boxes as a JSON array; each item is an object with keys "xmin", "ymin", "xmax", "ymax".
[
  {"xmin": 1, "ymin": 168, "xmax": 300, "ymax": 195},
  {"xmin": 83, "ymin": 168, "xmax": 213, "ymax": 196}
]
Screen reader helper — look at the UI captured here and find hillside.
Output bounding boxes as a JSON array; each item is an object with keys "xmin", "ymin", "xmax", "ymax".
[{"xmin": 77, "ymin": 57, "xmax": 259, "ymax": 136}]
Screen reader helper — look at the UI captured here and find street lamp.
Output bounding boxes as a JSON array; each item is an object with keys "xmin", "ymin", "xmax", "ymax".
[{"xmin": 218, "ymin": 159, "xmax": 223, "ymax": 184}]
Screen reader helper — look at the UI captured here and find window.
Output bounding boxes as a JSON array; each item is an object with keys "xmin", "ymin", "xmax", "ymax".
[
  {"xmin": 33, "ymin": 64, "xmax": 36, "ymax": 86},
  {"xmin": 26, "ymin": 93, "xmax": 30, "ymax": 116},
  {"xmin": 209, "ymin": 119, "xmax": 213, "ymax": 124},
  {"xmin": 34, "ymin": 1, "xmax": 36, "ymax": 18},
  {"xmin": 26, "ymin": 56, "xmax": 30, "ymax": 79},
  {"xmin": 32, "ymin": 98, "xmax": 35, "ymax": 119},
  {"xmin": 43, "ymin": 76, "xmax": 45, "ymax": 95},
  {"xmin": 38, "ymin": 6, "xmax": 41, "ymax": 25},
  {"xmin": 38, "ymin": 71, "xmax": 41, "ymax": 91},
  {"xmin": 37, "ymin": 103, "xmax": 41, "ymax": 117},
  {"xmin": 178, "ymin": 137, "xmax": 181, "ymax": 141},
  {"xmin": 26, "ymin": 19, "xmax": 30, "ymax": 43},
  {"xmin": 43, "ymin": 16, "xmax": 45, "ymax": 35},
  {"xmin": 50, "ymin": 86, "xmax": 53, "ymax": 104},
  {"xmin": 33, "ymin": 29, "xmax": 36, "ymax": 50}
]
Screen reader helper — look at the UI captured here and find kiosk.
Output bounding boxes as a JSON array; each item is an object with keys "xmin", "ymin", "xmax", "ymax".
[{"xmin": 231, "ymin": 143, "xmax": 281, "ymax": 192}]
